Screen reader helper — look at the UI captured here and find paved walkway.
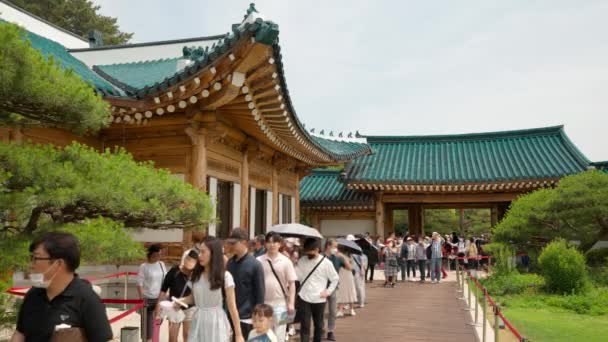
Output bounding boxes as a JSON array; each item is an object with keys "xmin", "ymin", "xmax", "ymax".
[{"xmin": 329, "ymin": 273, "xmax": 477, "ymax": 342}]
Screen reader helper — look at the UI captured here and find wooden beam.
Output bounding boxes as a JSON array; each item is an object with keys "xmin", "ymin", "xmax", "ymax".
[
  {"xmin": 383, "ymin": 192, "xmax": 519, "ymax": 204},
  {"xmin": 201, "ymin": 83, "xmax": 241, "ymax": 110}
]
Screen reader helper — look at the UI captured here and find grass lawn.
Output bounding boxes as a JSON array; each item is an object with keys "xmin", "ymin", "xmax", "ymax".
[{"xmin": 504, "ymin": 307, "xmax": 608, "ymax": 342}]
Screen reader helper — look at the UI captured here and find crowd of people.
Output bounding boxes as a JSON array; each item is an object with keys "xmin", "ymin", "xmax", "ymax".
[
  {"xmin": 137, "ymin": 229, "xmax": 372, "ymax": 342},
  {"xmin": 11, "ymin": 229, "xmax": 490, "ymax": 342},
  {"xmin": 364, "ymin": 231, "xmax": 490, "ymax": 287}
]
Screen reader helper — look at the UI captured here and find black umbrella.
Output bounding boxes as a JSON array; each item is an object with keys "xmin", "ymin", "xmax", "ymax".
[
  {"xmin": 355, "ymin": 238, "xmax": 379, "ymax": 251},
  {"xmin": 337, "ymin": 238, "xmax": 363, "ymax": 254}
]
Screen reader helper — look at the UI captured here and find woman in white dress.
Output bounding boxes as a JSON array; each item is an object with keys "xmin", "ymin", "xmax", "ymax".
[{"xmin": 177, "ymin": 237, "xmax": 244, "ymax": 342}]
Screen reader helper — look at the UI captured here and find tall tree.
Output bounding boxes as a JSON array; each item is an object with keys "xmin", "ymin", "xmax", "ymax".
[
  {"xmin": 493, "ymin": 170, "xmax": 608, "ymax": 250},
  {"xmin": 0, "ymin": 22, "xmax": 110, "ymax": 133},
  {"xmin": 7, "ymin": 0, "xmax": 132, "ymax": 45}
]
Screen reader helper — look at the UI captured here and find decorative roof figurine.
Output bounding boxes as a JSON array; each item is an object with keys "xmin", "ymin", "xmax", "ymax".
[
  {"xmin": 355, "ymin": 130, "xmax": 362, "ymax": 138},
  {"xmin": 338, "ymin": 132, "xmax": 343, "ymax": 138},
  {"xmin": 319, "ymin": 129, "xmax": 325, "ymax": 136},
  {"xmin": 329, "ymin": 131, "xmax": 334, "ymax": 137}
]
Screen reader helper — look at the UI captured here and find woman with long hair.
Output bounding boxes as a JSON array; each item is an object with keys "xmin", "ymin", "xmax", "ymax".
[{"xmin": 176, "ymin": 237, "xmax": 244, "ymax": 342}]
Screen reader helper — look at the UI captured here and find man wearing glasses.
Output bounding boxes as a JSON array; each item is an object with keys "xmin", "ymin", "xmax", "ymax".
[{"xmin": 10, "ymin": 232, "xmax": 113, "ymax": 342}]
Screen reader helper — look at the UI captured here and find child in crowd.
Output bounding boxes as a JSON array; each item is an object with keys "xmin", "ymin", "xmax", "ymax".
[{"xmin": 248, "ymin": 304, "xmax": 278, "ymax": 342}]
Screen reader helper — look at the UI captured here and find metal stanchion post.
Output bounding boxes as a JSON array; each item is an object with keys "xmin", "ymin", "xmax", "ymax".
[
  {"xmin": 142, "ymin": 302, "xmax": 147, "ymax": 342},
  {"xmin": 458, "ymin": 270, "xmax": 467, "ymax": 300},
  {"xmin": 474, "ymin": 280, "xmax": 479, "ymax": 324},
  {"xmin": 123, "ymin": 273, "xmax": 128, "ymax": 310},
  {"xmin": 456, "ymin": 264, "xmax": 462, "ymax": 292},
  {"xmin": 482, "ymin": 288, "xmax": 488, "ymax": 342},
  {"xmin": 464, "ymin": 275, "xmax": 472, "ymax": 310},
  {"xmin": 494, "ymin": 304, "xmax": 500, "ymax": 342}
]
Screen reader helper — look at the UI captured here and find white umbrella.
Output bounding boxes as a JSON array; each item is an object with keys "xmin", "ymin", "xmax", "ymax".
[{"xmin": 268, "ymin": 223, "xmax": 323, "ymax": 239}]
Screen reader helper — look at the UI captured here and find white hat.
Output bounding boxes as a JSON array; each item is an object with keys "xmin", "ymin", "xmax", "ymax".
[{"xmin": 346, "ymin": 234, "xmax": 356, "ymax": 241}]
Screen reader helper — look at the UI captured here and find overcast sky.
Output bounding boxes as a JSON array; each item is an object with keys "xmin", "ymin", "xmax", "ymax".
[{"xmin": 92, "ymin": 0, "xmax": 608, "ymax": 161}]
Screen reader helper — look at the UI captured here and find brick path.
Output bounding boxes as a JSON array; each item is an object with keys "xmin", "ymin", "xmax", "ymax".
[{"xmin": 328, "ymin": 277, "xmax": 477, "ymax": 342}]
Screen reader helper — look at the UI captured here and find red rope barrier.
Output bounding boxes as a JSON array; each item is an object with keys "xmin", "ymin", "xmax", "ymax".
[
  {"xmin": 108, "ymin": 303, "xmax": 145, "ymax": 324},
  {"xmin": 496, "ymin": 308, "xmax": 524, "ymax": 340},
  {"xmin": 5, "ymin": 271, "xmax": 144, "ymax": 325},
  {"xmin": 465, "ymin": 270, "xmax": 524, "ymax": 340}
]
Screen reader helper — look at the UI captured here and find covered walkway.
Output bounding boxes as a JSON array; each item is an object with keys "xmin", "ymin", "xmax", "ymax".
[{"xmin": 331, "ymin": 274, "xmax": 477, "ymax": 342}]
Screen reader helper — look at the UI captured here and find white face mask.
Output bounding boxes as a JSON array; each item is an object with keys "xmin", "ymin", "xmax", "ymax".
[
  {"xmin": 30, "ymin": 261, "xmax": 59, "ymax": 289},
  {"xmin": 330, "ymin": 248, "xmax": 338, "ymax": 255}
]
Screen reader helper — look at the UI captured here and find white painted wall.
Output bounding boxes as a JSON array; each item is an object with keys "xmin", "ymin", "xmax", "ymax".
[
  {"xmin": 232, "ymin": 183, "xmax": 241, "ymax": 229},
  {"xmin": 320, "ymin": 219, "xmax": 375, "ymax": 238},
  {"xmin": 71, "ymin": 38, "xmax": 219, "ymax": 66},
  {"xmin": 0, "ymin": 1, "xmax": 88, "ymax": 48},
  {"xmin": 266, "ymin": 191, "xmax": 273, "ymax": 231},
  {"xmin": 208, "ymin": 177, "xmax": 218, "ymax": 236},
  {"xmin": 130, "ymin": 228, "xmax": 183, "ymax": 243},
  {"xmin": 249, "ymin": 187, "xmax": 256, "ymax": 239}
]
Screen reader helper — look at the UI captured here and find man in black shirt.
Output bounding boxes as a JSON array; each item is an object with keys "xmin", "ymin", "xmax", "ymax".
[
  {"xmin": 11, "ymin": 232, "xmax": 113, "ymax": 342},
  {"xmin": 226, "ymin": 228, "xmax": 265, "ymax": 339},
  {"xmin": 156, "ymin": 249, "xmax": 198, "ymax": 342}
]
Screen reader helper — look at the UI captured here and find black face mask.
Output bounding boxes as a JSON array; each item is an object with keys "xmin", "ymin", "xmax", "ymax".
[{"xmin": 307, "ymin": 254, "xmax": 316, "ymax": 259}]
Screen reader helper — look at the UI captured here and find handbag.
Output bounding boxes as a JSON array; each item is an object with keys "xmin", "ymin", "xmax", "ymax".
[
  {"xmin": 267, "ymin": 260, "xmax": 295, "ymax": 325},
  {"xmin": 50, "ymin": 328, "xmax": 87, "ymax": 342}
]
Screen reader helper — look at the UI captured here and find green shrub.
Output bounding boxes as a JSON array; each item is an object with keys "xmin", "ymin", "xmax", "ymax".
[
  {"xmin": 585, "ymin": 248, "xmax": 608, "ymax": 267},
  {"xmin": 589, "ymin": 267, "xmax": 608, "ymax": 287},
  {"xmin": 501, "ymin": 288, "xmax": 608, "ymax": 315},
  {"xmin": 481, "ymin": 272, "xmax": 544, "ymax": 296},
  {"xmin": 483, "ymin": 242, "xmax": 517, "ymax": 276},
  {"xmin": 538, "ymin": 239, "xmax": 589, "ymax": 294}
]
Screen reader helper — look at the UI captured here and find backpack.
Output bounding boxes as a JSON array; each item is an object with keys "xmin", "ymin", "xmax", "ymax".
[{"xmin": 426, "ymin": 244, "xmax": 432, "ymax": 259}]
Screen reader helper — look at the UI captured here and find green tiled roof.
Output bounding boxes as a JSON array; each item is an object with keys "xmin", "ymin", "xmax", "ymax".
[
  {"xmin": 24, "ymin": 30, "xmax": 122, "ymax": 96},
  {"xmin": 346, "ymin": 126, "xmax": 590, "ymax": 184},
  {"xmin": 311, "ymin": 137, "xmax": 372, "ymax": 160},
  {"xmin": 300, "ymin": 169, "xmax": 373, "ymax": 207},
  {"xmin": 91, "ymin": 16, "xmax": 280, "ymax": 98},
  {"xmin": 94, "ymin": 57, "xmax": 184, "ymax": 92}
]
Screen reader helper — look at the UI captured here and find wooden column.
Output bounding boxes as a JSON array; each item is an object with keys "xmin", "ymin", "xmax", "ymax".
[
  {"xmin": 185, "ymin": 125, "xmax": 207, "ymax": 245},
  {"xmin": 186, "ymin": 126, "xmax": 207, "ymax": 192},
  {"xmin": 375, "ymin": 192, "xmax": 385, "ymax": 238},
  {"xmin": 240, "ymin": 149, "xmax": 250, "ymax": 230},
  {"xmin": 272, "ymin": 162, "xmax": 279, "ymax": 225},
  {"xmin": 420, "ymin": 206, "xmax": 425, "ymax": 237},
  {"xmin": 459, "ymin": 208, "xmax": 465, "ymax": 235},
  {"xmin": 491, "ymin": 206, "xmax": 498, "ymax": 227},
  {"xmin": 294, "ymin": 174, "xmax": 301, "ymax": 223},
  {"xmin": 408, "ymin": 204, "xmax": 423, "ymax": 237},
  {"xmin": 312, "ymin": 213, "xmax": 320, "ymax": 230},
  {"xmin": 385, "ymin": 208, "xmax": 394, "ymax": 235},
  {"xmin": 497, "ymin": 203, "xmax": 510, "ymax": 223}
]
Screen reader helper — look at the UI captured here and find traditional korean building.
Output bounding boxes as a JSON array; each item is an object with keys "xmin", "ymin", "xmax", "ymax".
[
  {"xmin": 301, "ymin": 126, "xmax": 597, "ymax": 237},
  {"xmin": 0, "ymin": 2, "xmax": 371, "ymax": 248},
  {"xmin": 0, "ymin": 1, "xmax": 603, "ymax": 243}
]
